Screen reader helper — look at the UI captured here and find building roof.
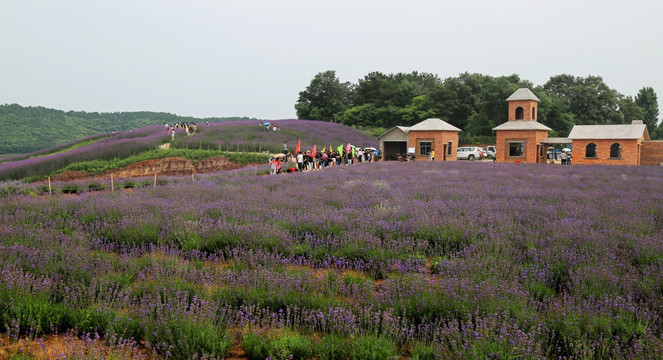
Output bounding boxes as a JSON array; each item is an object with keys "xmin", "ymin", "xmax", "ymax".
[
  {"xmin": 506, "ymin": 88, "xmax": 540, "ymax": 102},
  {"xmin": 492, "ymin": 120, "xmax": 552, "ymax": 131},
  {"xmin": 408, "ymin": 118, "xmax": 461, "ymax": 132},
  {"xmin": 541, "ymin": 137, "xmax": 572, "ymax": 144},
  {"xmin": 567, "ymin": 124, "xmax": 649, "ymax": 140},
  {"xmin": 377, "ymin": 126, "xmax": 409, "ymax": 139}
]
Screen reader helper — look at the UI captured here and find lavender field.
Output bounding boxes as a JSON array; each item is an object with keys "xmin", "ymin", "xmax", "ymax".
[
  {"xmin": 1, "ymin": 162, "xmax": 663, "ymax": 359},
  {"xmin": 0, "ymin": 120, "xmax": 378, "ymax": 182}
]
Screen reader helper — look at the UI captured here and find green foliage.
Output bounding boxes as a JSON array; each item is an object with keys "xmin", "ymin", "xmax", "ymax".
[
  {"xmin": 87, "ymin": 182, "xmax": 107, "ymax": 191},
  {"xmin": 298, "ymin": 70, "xmax": 656, "ymax": 141},
  {"xmin": 146, "ymin": 319, "xmax": 231, "ymax": 359},
  {"xmin": 314, "ymin": 334, "xmax": 351, "ymax": 360},
  {"xmin": 0, "ymin": 103, "xmax": 254, "ymax": 154},
  {"xmin": 350, "ymin": 334, "xmax": 400, "ymax": 360},
  {"xmin": 296, "ymin": 70, "xmax": 353, "ymax": 122},
  {"xmin": 635, "ymin": 86, "xmax": 660, "ymax": 133},
  {"xmin": 244, "ymin": 331, "xmax": 313, "ymax": 360}
]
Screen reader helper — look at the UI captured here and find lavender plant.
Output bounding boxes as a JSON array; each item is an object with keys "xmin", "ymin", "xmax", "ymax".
[{"xmin": 0, "ymin": 162, "xmax": 662, "ymax": 359}]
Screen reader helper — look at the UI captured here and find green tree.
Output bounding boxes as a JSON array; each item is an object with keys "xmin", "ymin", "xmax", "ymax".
[
  {"xmin": 619, "ymin": 96, "xmax": 645, "ymax": 124},
  {"xmin": 634, "ymin": 87, "xmax": 660, "ymax": 133},
  {"xmin": 543, "ymin": 75, "xmax": 623, "ymax": 125},
  {"xmin": 295, "ymin": 70, "xmax": 352, "ymax": 122}
]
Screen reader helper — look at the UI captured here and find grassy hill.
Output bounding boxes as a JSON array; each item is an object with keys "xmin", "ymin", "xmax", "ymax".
[
  {"xmin": 0, "ymin": 103, "xmax": 256, "ymax": 154},
  {"xmin": 0, "ymin": 120, "xmax": 378, "ymax": 181}
]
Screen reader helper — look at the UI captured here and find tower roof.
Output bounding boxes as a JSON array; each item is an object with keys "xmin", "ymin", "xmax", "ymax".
[
  {"xmin": 493, "ymin": 120, "xmax": 552, "ymax": 131},
  {"xmin": 506, "ymin": 88, "xmax": 540, "ymax": 102}
]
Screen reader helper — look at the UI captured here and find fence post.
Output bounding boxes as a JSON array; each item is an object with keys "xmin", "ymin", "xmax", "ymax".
[
  {"xmin": 111, "ymin": 174, "xmax": 114, "ymax": 193},
  {"xmin": 154, "ymin": 172, "xmax": 157, "ymax": 188},
  {"xmin": 48, "ymin": 177, "xmax": 52, "ymax": 195},
  {"xmin": 236, "ymin": 143, "xmax": 239, "ymax": 152}
]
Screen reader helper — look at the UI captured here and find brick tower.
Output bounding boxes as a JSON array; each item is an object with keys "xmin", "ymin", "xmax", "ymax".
[{"xmin": 493, "ymin": 88, "xmax": 551, "ymax": 163}]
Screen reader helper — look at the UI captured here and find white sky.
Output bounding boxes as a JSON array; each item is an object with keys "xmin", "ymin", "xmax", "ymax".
[{"xmin": 1, "ymin": 0, "xmax": 662, "ymax": 120}]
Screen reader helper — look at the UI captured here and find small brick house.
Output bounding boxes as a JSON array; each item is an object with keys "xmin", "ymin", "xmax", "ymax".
[
  {"xmin": 377, "ymin": 126, "xmax": 410, "ymax": 161},
  {"xmin": 407, "ymin": 118, "xmax": 461, "ymax": 161},
  {"xmin": 567, "ymin": 121, "xmax": 649, "ymax": 166},
  {"xmin": 493, "ymin": 88, "xmax": 552, "ymax": 164}
]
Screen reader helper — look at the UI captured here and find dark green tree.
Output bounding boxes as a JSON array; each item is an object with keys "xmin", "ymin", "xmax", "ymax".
[
  {"xmin": 543, "ymin": 75, "xmax": 623, "ymax": 125},
  {"xmin": 618, "ymin": 96, "xmax": 645, "ymax": 124},
  {"xmin": 634, "ymin": 87, "xmax": 660, "ymax": 133},
  {"xmin": 295, "ymin": 70, "xmax": 352, "ymax": 121}
]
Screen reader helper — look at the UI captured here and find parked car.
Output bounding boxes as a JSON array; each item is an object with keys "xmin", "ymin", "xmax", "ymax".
[
  {"xmin": 486, "ymin": 145, "xmax": 496, "ymax": 158},
  {"xmin": 457, "ymin": 146, "xmax": 484, "ymax": 161}
]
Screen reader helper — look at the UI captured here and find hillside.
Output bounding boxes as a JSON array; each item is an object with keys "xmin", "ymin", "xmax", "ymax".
[
  {"xmin": 0, "ymin": 120, "xmax": 378, "ymax": 181},
  {"xmin": 0, "ymin": 103, "xmax": 256, "ymax": 154}
]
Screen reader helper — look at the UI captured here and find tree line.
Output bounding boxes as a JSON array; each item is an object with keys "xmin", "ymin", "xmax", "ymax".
[
  {"xmin": 0, "ymin": 104, "xmax": 255, "ymax": 154},
  {"xmin": 295, "ymin": 71, "xmax": 662, "ymax": 143}
]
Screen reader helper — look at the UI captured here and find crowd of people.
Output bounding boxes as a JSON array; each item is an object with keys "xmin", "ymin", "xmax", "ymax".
[
  {"xmin": 262, "ymin": 122, "xmax": 281, "ymax": 132},
  {"xmin": 165, "ymin": 122, "xmax": 200, "ymax": 140},
  {"xmin": 269, "ymin": 141, "xmax": 381, "ymax": 175}
]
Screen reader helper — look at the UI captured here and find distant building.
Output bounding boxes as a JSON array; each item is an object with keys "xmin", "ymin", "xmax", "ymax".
[
  {"xmin": 407, "ymin": 118, "xmax": 461, "ymax": 161},
  {"xmin": 377, "ymin": 126, "xmax": 410, "ymax": 161},
  {"xmin": 492, "ymin": 88, "xmax": 551, "ymax": 164},
  {"xmin": 568, "ymin": 121, "xmax": 649, "ymax": 165}
]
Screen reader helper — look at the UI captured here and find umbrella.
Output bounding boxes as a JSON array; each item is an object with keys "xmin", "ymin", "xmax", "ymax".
[
  {"xmin": 273, "ymin": 153, "xmax": 286, "ymax": 158},
  {"xmin": 263, "ymin": 122, "xmax": 270, "ymax": 126},
  {"xmin": 562, "ymin": 148, "xmax": 571, "ymax": 152},
  {"xmin": 364, "ymin": 147, "xmax": 377, "ymax": 150}
]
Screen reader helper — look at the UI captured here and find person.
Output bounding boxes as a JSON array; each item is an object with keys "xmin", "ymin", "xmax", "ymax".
[
  {"xmin": 296, "ymin": 152, "xmax": 304, "ymax": 172},
  {"xmin": 560, "ymin": 151, "xmax": 567, "ymax": 165},
  {"xmin": 566, "ymin": 151, "xmax": 572, "ymax": 165},
  {"xmin": 430, "ymin": 150, "xmax": 435, "ymax": 162},
  {"xmin": 269, "ymin": 157, "xmax": 280, "ymax": 175},
  {"xmin": 283, "ymin": 141, "xmax": 289, "ymax": 161}
]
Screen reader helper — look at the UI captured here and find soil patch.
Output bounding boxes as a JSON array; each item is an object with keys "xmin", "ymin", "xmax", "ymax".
[{"xmin": 49, "ymin": 156, "xmax": 256, "ymax": 182}]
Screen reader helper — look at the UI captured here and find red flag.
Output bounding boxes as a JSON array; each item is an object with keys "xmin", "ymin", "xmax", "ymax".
[
  {"xmin": 312, "ymin": 144, "xmax": 317, "ymax": 156},
  {"xmin": 295, "ymin": 139, "xmax": 301, "ymax": 154}
]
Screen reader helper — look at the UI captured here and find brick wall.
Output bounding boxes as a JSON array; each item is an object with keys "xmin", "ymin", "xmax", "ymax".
[
  {"xmin": 408, "ymin": 131, "xmax": 459, "ymax": 161},
  {"xmin": 508, "ymin": 100, "xmax": 538, "ymax": 121},
  {"xmin": 571, "ymin": 139, "xmax": 641, "ymax": 166},
  {"xmin": 641, "ymin": 140, "xmax": 663, "ymax": 166},
  {"xmin": 496, "ymin": 130, "xmax": 548, "ymax": 163}
]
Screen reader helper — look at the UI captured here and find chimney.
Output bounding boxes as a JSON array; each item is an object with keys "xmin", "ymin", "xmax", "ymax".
[{"xmin": 632, "ymin": 120, "xmax": 644, "ymax": 124}]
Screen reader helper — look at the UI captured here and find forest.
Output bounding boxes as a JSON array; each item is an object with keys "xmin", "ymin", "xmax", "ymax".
[
  {"xmin": 0, "ymin": 104, "xmax": 254, "ymax": 154},
  {"xmin": 295, "ymin": 71, "xmax": 662, "ymax": 144}
]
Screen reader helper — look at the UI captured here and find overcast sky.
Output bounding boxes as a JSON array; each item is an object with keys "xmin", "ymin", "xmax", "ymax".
[{"xmin": 1, "ymin": 0, "xmax": 662, "ymax": 120}]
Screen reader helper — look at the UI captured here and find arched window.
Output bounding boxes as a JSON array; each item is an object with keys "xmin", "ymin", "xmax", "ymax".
[
  {"xmin": 586, "ymin": 143, "xmax": 597, "ymax": 158},
  {"xmin": 515, "ymin": 107, "xmax": 524, "ymax": 120},
  {"xmin": 610, "ymin": 143, "xmax": 622, "ymax": 158},
  {"xmin": 532, "ymin": 107, "xmax": 536, "ymax": 120}
]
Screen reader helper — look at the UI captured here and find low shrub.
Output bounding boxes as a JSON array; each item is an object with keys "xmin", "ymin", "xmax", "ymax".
[
  {"xmin": 87, "ymin": 182, "xmax": 107, "ymax": 191},
  {"xmin": 122, "ymin": 180, "xmax": 137, "ymax": 189},
  {"xmin": 60, "ymin": 184, "xmax": 82, "ymax": 194},
  {"xmin": 350, "ymin": 334, "xmax": 399, "ymax": 360},
  {"xmin": 314, "ymin": 334, "xmax": 351, "ymax": 360}
]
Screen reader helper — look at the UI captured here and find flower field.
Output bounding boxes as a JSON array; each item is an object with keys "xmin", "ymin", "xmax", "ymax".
[
  {"xmin": 0, "ymin": 120, "xmax": 377, "ymax": 182},
  {"xmin": 1, "ymin": 161, "xmax": 663, "ymax": 359}
]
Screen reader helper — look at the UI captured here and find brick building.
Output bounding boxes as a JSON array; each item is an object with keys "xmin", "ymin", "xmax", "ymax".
[
  {"xmin": 407, "ymin": 118, "xmax": 461, "ymax": 161},
  {"xmin": 641, "ymin": 141, "xmax": 663, "ymax": 165},
  {"xmin": 493, "ymin": 88, "xmax": 552, "ymax": 164},
  {"xmin": 568, "ymin": 121, "xmax": 649, "ymax": 166},
  {"xmin": 377, "ymin": 126, "xmax": 410, "ymax": 161}
]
